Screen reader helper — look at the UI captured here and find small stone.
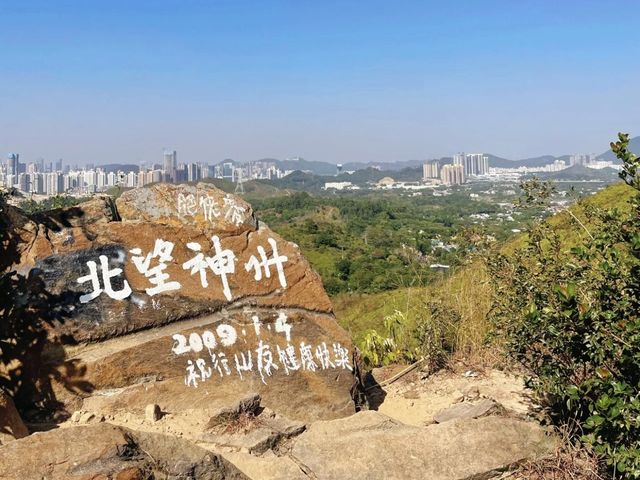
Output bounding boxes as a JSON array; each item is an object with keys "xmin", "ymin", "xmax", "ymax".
[
  {"xmin": 145, "ymin": 404, "xmax": 162, "ymax": 422},
  {"xmin": 70, "ymin": 411, "xmax": 82, "ymax": 423},
  {"xmin": 462, "ymin": 386, "xmax": 480, "ymax": 401}
]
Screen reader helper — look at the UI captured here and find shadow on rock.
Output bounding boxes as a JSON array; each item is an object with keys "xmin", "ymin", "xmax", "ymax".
[
  {"xmin": 362, "ymin": 370, "xmax": 387, "ymax": 410},
  {"xmin": 0, "ymin": 267, "xmax": 94, "ymax": 425},
  {"xmin": 1, "ymin": 196, "xmax": 95, "ymax": 426}
]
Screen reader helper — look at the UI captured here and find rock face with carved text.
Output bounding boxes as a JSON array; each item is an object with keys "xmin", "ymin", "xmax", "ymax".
[{"xmin": 1, "ymin": 183, "xmax": 363, "ymax": 424}]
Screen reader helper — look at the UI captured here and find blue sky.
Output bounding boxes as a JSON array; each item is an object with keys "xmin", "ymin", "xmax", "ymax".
[{"xmin": 1, "ymin": 0, "xmax": 639, "ymax": 165}]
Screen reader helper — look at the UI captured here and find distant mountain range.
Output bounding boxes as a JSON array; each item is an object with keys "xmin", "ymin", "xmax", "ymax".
[
  {"xmin": 263, "ymin": 137, "xmax": 638, "ymax": 175},
  {"xmin": 93, "ymin": 136, "xmax": 637, "ymax": 177},
  {"xmin": 596, "ymin": 136, "xmax": 640, "ymax": 162},
  {"xmin": 528, "ymin": 164, "xmax": 619, "ymax": 181}
]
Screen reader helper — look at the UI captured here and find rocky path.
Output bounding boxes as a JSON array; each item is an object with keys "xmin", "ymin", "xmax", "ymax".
[{"xmin": 0, "ymin": 366, "xmax": 554, "ymax": 480}]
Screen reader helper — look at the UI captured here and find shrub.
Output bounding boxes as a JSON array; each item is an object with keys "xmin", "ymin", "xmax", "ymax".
[
  {"xmin": 490, "ymin": 133, "xmax": 640, "ymax": 477},
  {"xmin": 359, "ymin": 310, "xmax": 418, "ymax": 368}
]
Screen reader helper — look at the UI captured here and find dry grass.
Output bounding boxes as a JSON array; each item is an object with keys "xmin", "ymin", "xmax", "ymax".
[
  {"xmin": 334, "ymin": 258, "xmax": 499, "ymax": 369},
  {"xmin": 428, "ymin": 259, "xmax": 493, "ymax": 356},
  {"xmin": 209, "ymin": 412, "xmax": 260, "ymax": 436},
  {"xmin": 500, "ymin": 429, "xmax": 603, "ymax": 480}
]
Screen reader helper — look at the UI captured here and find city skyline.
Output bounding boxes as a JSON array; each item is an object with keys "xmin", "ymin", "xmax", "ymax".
[
  {"xmin": 2, "ymin": 145, "xmax": 618, "ymax": 198},
  {"xmin": 1, "ymin": 1, "xmax": 639, "ymax": 165}
]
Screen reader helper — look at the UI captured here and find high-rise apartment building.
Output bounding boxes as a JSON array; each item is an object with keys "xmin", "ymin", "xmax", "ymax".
[
  {"xmin": 570, "ymin": 154, "xmax": 596, "ymax": 166},
  {"xmin": 163, "ymin": 150, "xmax": 177, "ymax": 182},
  {"xmin": 222, "ymin": 161, "xmax": 235, "ymax": 181},
  {"xmin": 423, "ymin": 160, "xmax": 439, "ymax": 180},
  {"xmin": 45, "ymin": 172, "xmax": 64, "ymax": 195},
  {"xmin": 452, "ymin": 152, "xmax": 489, "ymax": 176},
  {"xmin": 440, "ymin": 164, "xmax": 466, "ymax": 185},
  {"xmin": 6, "ymin": 153, "xmax": 20, "ymax": 176},
  {"xmin": 187, "ymin": 162, "xmax": 201, "ymax": 182},
  {"xmin": 465, "ymin": 153, "xmax": 489, "ymax": 176}
]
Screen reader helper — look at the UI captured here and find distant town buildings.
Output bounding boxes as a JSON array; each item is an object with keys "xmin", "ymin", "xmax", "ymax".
[
  {"xmin": 323, "ymin": 181, "xmax": 357, "ymax": 191},
  {"xmin": 0, "ymin": 149, "xmax": 295, "ymax": 197},
  {"xmin": 422, "ymin": 150, "xmax": 619, "ymax": 186},
  {"xmin": 453, "ymin": 153, "xmax": 489, "ymax": 176},
  {"xmin": 570, "ymin": 153, "xmax": 596, "ymax": 166},
  {"xmin": 423, "ymin": 153, "xmax": 488, "ymax": 185},
  {"xmin": 0, "ymin": 146, "xmax": 622, "ymax": 199},
  {"xmin": 422, "ymin": 160, "xmax": 439, "ymax": 180},
  {"xmin": 440, "ymin": 164, "xmax": 465, "ymax": 185}
]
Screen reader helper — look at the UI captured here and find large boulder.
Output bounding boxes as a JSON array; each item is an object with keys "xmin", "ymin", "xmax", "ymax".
[
  {"xmin": 0, "ymin": 423, "xmax": 248, "ymax": 480},
  {"xmin": 289, "ymin": 411, "xmax": 555, "ymax": 480},
  {"xmin": 1, "ymin": 183, "xmax": 362, "ymax": 423}
]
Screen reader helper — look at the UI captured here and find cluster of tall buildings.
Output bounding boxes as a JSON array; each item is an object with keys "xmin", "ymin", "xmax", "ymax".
[
  {"xmin": 0, "ymin": 150, "xmax": 289, "ymax": 197},
  {"xmin": 440, "ymin": 164, "xmax": 465, "ymax": 185},
  {"xmin": 154, "ymin": 151, "xmax": 284, "ymax": 185},
  {"xmin": 1, "ymin": 153, "xmax": 67, "ymax": 196},
  {"xmin": 422, "ymin": 152, "xmax": 489, "ymax": 185},
  {"xmin": 569, "ymin": 153, "xmax": 596, "ymax": 166},
  {"xmin": 453, "ymin": 153, "xmax": 489, "ymax": 176}
]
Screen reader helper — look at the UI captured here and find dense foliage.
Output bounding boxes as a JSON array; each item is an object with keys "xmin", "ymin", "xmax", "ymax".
[
  {"xmin": 491, "ymin": 133, "xmax": 640, "ymax": 477},
  {"xmin": 252, "ymin": 188, "xmax": 524, "ymax": 295},
  {"xmin": 18, "ymin": 194, "xmax": 85, "ymax": 214}
]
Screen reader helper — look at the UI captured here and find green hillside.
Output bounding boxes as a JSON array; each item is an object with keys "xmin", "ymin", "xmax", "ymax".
[
  {"xmin": 531, "ymin": 164, "xmax": 619, "ymax": 181},
  {"xmin": 334, "ymin": 181, "xmax": 635, "ymax": 358}
]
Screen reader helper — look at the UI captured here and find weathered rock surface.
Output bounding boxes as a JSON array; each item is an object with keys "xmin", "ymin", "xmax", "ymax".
[
  {"xmin": 0, "ymin": 391, "xmax": 28, "ymax": 445},
  {"xmin": 433, "ymin": 398, "xmax": 499, "ymax": 423},
  {"xmin": 222, "ymin": 450, "xmax": 308, "ymax": 480},
  {"xmin": 1, "ymin": 183, "xmax": 361, "ymax": 424},
  {"xmin": 289, "ymin": 411, "xmax": 555, "ymax": 480},
  {"xmin": 0, "ymin": 422, "xmax": 248, "ymax": 480}
]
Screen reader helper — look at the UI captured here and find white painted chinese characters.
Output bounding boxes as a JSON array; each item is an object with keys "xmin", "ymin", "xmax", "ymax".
[
  {"xmin": 171, "ymin": 312, "xmax": 352, "ymax": 388},
  {"xmin": 176, "ymin": 192, "xmax": 246, "ymax": 226},
  {"xmin": 76, "ymin": 236, "xmax": 288, "ymax": 303}
]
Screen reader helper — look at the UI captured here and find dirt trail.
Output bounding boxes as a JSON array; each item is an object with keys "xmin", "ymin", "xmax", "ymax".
[{"xmin": 374, "ymin": 366, "xmax": 534, "ymax": 426}]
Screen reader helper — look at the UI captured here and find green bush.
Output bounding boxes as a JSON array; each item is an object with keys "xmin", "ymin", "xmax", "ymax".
[
  {"xmin": 359, "ymin": 310, "xmax": 419, "ymax": 367},
  {"xmin": 490, "ymin": 133, "xmax": 640, "ymax": 477}
]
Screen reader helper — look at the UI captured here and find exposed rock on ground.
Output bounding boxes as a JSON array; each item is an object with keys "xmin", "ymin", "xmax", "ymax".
[
  {"xmin": 433, "ymin": 398, "xmax": 500, "ymax": 423},
  {"xmin": 291, "ymin": 411, "xmax": 554, "ymax": 480},
  {"xmin": 0, "ymin": 423, "xmax": 248, "ymax": 480},
  {"xmin": 0, "ymin": 364, "xmax": 555, "ymax": 479}
]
